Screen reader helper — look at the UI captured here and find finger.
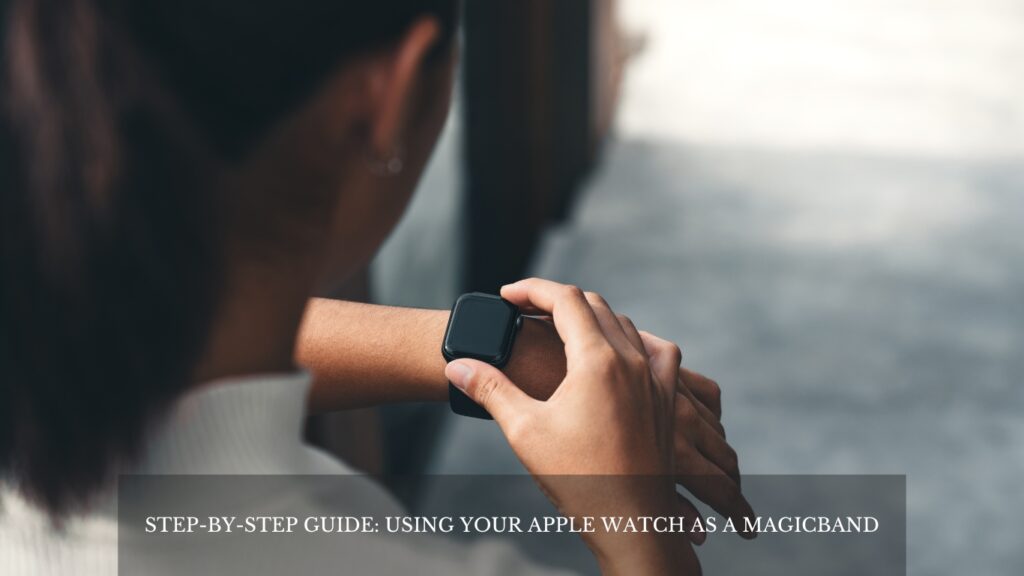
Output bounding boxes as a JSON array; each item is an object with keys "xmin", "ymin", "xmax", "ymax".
[
  {"xmin": 583, "ymin": 291, "xmax": 640, "ymax": 356},
  {"xmin": 446, "ymin": 359, "xmax": 536, "ymax": 428},
  {"xmin": 676, "ymin": 492, "xmax": 706, "ymax": 546},
  {"xmin": 680, "ymin": 367, "xmax": 722, "ymax": 419},
  {"xmin": 637, "ymin": 331, "xmax": 683, "ymax": 397},
  {"xmin": 637, "ymin": 331, "xmax": 725, "ymax": 437},
  {"xmin": 676, "ymin": 396, "xmax": 737, "ymax": 485},
  {"xmin": 500, "ymin": 279, "xmax": 606, "ymax": 356},
  {"xmin": 678, "ymin": 379, "xmax": 726, "ymax": 438},
  {"xmin": 614, "ymin": 313, "xmax": 646, "ymax": 355},
  {"xmin": 675, "ymin": 449, "xmax": 757, "ymax": 539},
  {"xmin": 692, "ymin": 408, "xmax": 739, "ymax": 485}
]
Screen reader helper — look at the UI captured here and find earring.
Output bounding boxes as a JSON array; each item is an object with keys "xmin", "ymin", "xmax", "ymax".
[{"xmin": 366, "ymin": 144, "xmax": 405, "ymax": 177}]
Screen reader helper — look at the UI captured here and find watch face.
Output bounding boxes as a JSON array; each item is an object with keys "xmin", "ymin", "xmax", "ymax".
[{"xmin": 443, "ymin": 293, "xmax": 518, "ymax": 364}]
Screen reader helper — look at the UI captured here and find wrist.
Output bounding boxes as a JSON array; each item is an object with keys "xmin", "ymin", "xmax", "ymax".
[
  {"xmin": 410, "ymin": 309, "xmax": 568, "ymax": 404},
  {"xmin": 300, "ymin": 299, "xmax": 569, "ymax": 413},
  {"xmin": 501, "ymin": 316, "xmax": 566, "ymax": 400}
]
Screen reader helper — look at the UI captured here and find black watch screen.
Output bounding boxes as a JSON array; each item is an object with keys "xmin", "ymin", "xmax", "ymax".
[{"xmin": 442, "ymin": 292, "xmax": 522, "ymax": 418}]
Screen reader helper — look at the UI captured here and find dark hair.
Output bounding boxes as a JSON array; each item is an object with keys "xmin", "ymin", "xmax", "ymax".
[{"xmin": 0, "ymin": 0, "xmax": 457, "ymax": 515}]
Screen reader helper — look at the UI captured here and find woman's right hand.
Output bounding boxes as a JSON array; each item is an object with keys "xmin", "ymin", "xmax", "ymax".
[{"xmin": 444, "ymin": 278, "xmax": 700, "ymax": 575}]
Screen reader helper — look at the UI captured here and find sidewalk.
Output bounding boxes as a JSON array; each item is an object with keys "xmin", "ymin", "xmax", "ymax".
[{"xmin": 431, "ymin": 2, "xmax": 1024, "ymax": 574}]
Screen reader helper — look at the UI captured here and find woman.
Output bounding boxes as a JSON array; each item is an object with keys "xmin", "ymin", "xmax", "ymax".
[{"xmin": 0, "ymin": 0, "xmax": 752, "ymax": 573}]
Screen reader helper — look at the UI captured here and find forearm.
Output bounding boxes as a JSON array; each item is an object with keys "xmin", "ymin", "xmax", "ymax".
[{"xmin": 297, "ymin": 298, "xmax": 565, "ymax": 413}]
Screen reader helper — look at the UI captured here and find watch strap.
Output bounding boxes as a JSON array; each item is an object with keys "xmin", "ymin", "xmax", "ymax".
[{"xmin": 448, "ymin": 382, "xmax": 493, "ymax": 419}]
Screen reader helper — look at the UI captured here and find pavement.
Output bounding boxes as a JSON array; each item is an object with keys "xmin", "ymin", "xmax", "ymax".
[{"xmin": 381, "ymin": 2, "xmax": 1024, "ymax": 573}]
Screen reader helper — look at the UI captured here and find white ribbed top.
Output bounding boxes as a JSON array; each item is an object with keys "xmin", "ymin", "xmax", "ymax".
[{"xmin": 0, "ymin": 373, "xmax": 571, "ymax": 575}]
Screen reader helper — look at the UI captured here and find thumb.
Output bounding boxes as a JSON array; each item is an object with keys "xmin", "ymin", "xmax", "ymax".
[{"xmin": 445, "ymin": 359, "xmax": 535, "ymax": 426}]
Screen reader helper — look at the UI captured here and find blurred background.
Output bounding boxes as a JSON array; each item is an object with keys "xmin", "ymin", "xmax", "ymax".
[{"xmin": 312, "ymin": 1, "xmax": 1024, "ymax": 574}]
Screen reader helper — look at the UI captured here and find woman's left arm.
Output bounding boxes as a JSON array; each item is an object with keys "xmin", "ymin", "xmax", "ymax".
[
  {"xmin": 298, "ymin": 295, "xmax": 754, "ymax": 530},
  {"xmin": 297, "ymin": 297, "xmax": 565, "ymax": 413}
]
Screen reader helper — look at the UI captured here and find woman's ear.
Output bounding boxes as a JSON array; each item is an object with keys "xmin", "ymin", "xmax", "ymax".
[{"xmin": 364, "ymin": 17, "xmax": 442, "ymax": 158}]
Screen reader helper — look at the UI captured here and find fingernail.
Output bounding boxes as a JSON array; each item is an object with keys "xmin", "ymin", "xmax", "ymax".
[{"xmin": 445, "ymin": 361, "xmax": 474, "ymax": 391}]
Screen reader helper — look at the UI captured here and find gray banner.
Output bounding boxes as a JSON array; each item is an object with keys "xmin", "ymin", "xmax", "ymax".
[{"xmin": 119, "ymin": 474, "xmax": 905, "ymax": 575}]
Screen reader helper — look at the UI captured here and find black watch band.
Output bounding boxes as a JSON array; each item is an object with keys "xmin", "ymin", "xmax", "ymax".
[{"xmin": 441, "ymin": 292, "xmax": 522, "ymax": 419}]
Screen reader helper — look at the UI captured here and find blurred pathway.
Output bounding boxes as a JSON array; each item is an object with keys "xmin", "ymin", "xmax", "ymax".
[
  {"xmin": 617, "ymin": 0, "xmax": 1024, "ymax": 158},
  {"xmin": 432, "ymin": 2, "xmax": 1024, "ymax": 574}
]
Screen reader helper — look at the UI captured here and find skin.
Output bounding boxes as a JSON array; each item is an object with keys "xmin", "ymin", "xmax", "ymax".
[
  {"xmin": 188, "ymin": 15, "xmax": 752, "ymax": 575},
  {"xmin": 297, "ymin": 299, "xmax": 756, "ymax": 536},
  {"xmin": 447, "ymin": 278, "xmax": 691, "ymax": 574}
]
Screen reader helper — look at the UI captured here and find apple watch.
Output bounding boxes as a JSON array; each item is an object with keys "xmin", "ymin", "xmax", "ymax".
[{"xmin": 442, "ymin": 292, "xmax": 523, "ymax": 419}]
